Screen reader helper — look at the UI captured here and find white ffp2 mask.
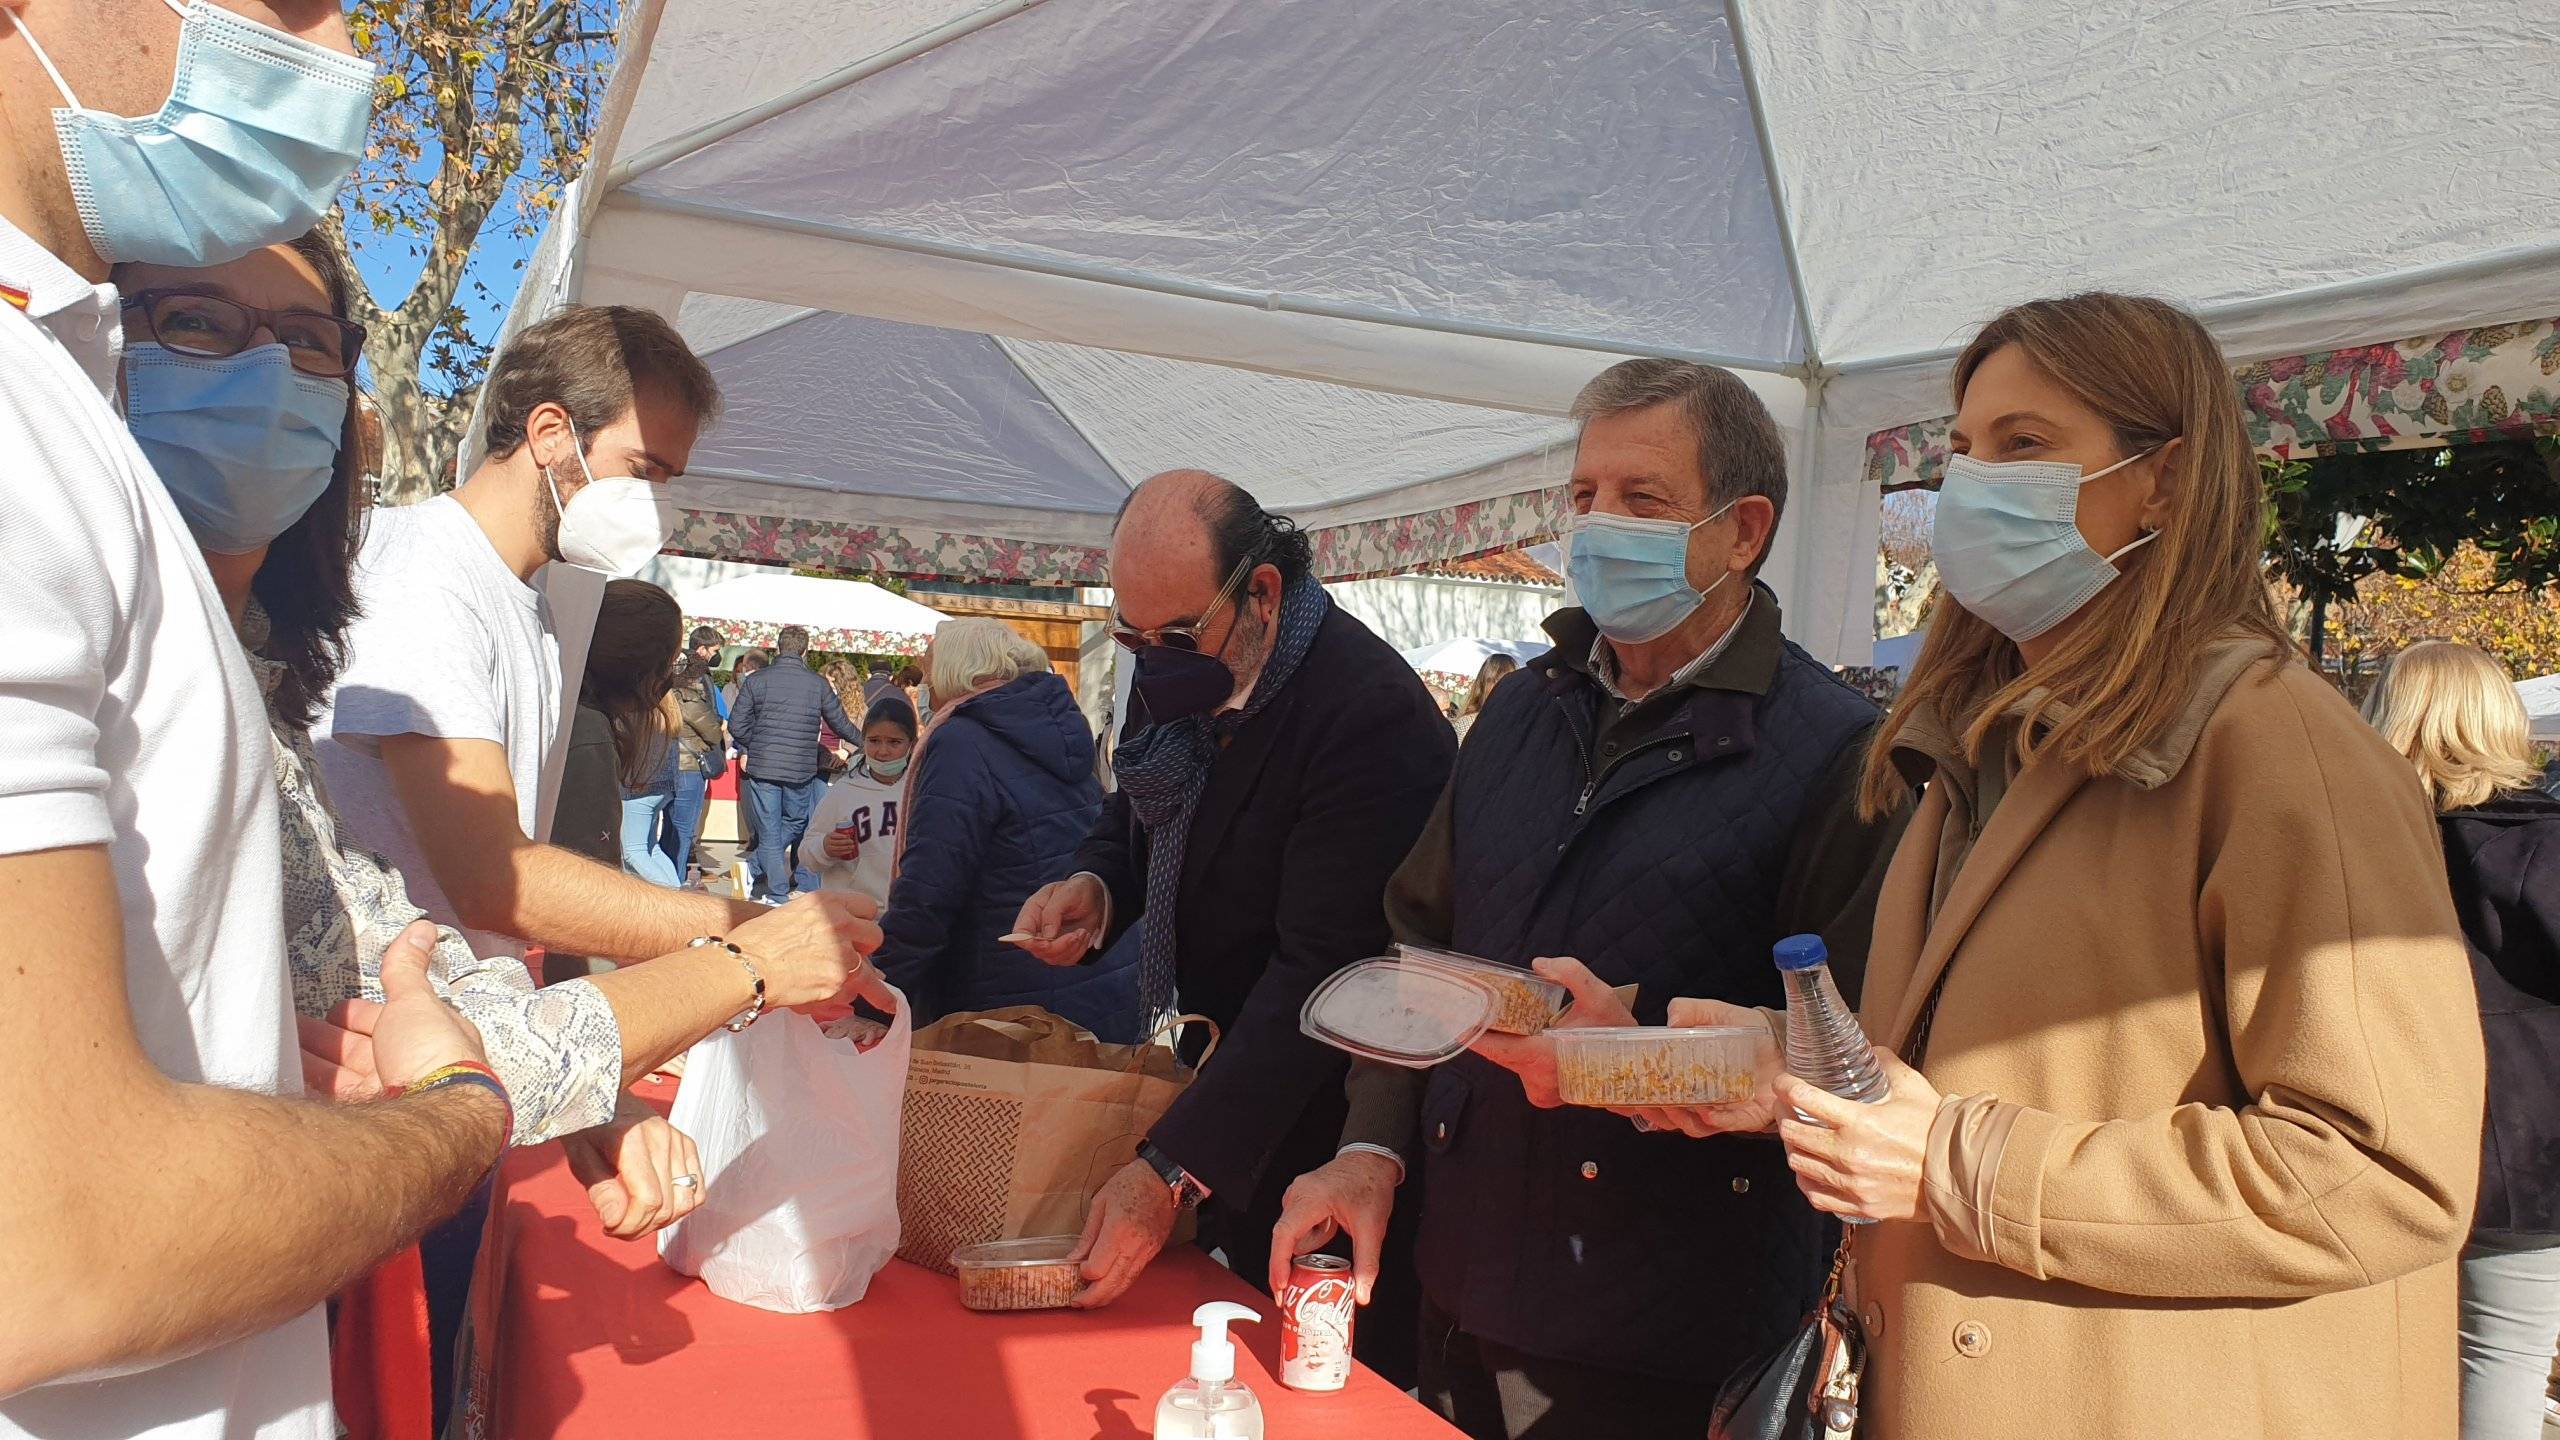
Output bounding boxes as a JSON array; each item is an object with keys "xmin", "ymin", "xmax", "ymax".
[{"xmin": 545, "ymin": 421, "xmax": 677, "ymax": 575}]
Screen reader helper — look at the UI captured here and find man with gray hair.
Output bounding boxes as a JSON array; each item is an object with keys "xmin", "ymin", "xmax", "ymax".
[{"xmin": 1269, "ymin": 360, "xmax": 1910, "ymax": 1438}]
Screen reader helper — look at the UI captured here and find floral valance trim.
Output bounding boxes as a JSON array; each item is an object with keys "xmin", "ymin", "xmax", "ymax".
[
  {"xmin": 684, "ymin": 614, "xmax": 932, "ymax": 660},
  {"xmin": 1864, "ymin": 313, "xmax": 2560, "ymax": 493},
  {"xmin": 1411, "ymin": 669, "xmax": 1473, "ymax": 706},
  {"xmin": 1308, "ymin": 487, "xmax": 1571, "ymax": 582},
  {"xmin": 667, "ymin": 510, "xmax": 1110, "ymax": 587},
  {"xmin": 667, "ymin": 486, "xmax": 1571, "ymax": 587}
]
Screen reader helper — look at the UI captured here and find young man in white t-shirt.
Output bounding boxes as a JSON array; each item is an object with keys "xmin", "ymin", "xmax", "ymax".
[
  {"xmin": 303, "ymin": 309, "xmax": 897, "ymax": 1412},
  {"xmin": 312, "ymin": 305, "xmax": 895, "ymax": 1017},
  {"xmin": 0, "ymin": 4, "xmax": 509, "ymax": 1432}
]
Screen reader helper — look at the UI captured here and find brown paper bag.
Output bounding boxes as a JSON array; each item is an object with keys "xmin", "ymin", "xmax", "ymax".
[{"xmin": 895, "ymin": 1007, "xmax": 1218, "ymax": 1274}]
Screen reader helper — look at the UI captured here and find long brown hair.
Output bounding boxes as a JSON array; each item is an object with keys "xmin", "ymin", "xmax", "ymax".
[
  {"xmin": 585, "ymin": 579, "xmax": 683, "ymax": 790},
  {"xmin": 1464, "ymin": 653, "xmax": 1519, "ymax": 715},
  {"xmin": 258, "ymin": 232, "xmax": 369, "ymax": 729},
  {"xmin": 1859, "ymin": 293, "xmax": 2292, "ymax": 818}
]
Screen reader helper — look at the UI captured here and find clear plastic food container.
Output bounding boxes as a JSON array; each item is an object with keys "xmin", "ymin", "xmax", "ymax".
[
  {"xmin": 1393, "ymin": 944, "xmax": 1571, "ymax": 1036},
  {"xmin": 1300, "ymin": 957, "xmax": 1496, "ymax": 1067},
  {"xmin": 1552, "ymin": 1026, "xmax": 1762, "ymax": 1106},
  {"xmin": 952, "ymin": 1235, "xmax": 1082, "ymax": 1312}
]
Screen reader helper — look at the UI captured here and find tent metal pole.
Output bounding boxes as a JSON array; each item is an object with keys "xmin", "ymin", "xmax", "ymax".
[
  {"xmin": 610, "ymin": 191, "xmax": 1808, "ymax": 376},
  {"xmin": 604, "ymin": 0, "xmax": 1046, "ymax": 190},
  {"xmin": 1721, "ymin": 0, "xmax": 1822, "ymax": 376},
  {"xmin": 1833, "ymin": 239, "xmax": 2560, "ymax": 377},
  {"xmin": 574, "ymin": 0, "xmax": 671, "ymax": 217}
]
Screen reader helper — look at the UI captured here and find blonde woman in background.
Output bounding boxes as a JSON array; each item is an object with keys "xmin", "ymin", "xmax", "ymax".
[
  {"xmin": 876, "ymin": 619, "xmax": 1138, "ymax": 1037},
  {"xmin": 2366, "ymin": 640, "xmax": 2560, "ymax": 1440},
  {"xmin": 1657, "ymin": 293, "xmax": 2483, "ymax": 1438},
  {"xmin": 1450, "ymin": 653, "xmax": 1519, "ymax": 742}
]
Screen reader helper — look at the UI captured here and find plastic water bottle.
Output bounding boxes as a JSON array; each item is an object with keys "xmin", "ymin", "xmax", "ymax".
[{"xmin": 1773, "ymin": 934, "xmax": 1889, "ymax": 1222}]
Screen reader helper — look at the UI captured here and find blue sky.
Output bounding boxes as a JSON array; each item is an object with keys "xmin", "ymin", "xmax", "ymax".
[{"xmin": 345, "ymin": 210, "xmax": 537, "ymax": 355}]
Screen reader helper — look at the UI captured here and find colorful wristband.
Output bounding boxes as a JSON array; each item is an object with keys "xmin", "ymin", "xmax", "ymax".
[
  {"xmin": 397, "ymin": 1061, "xmax": 514, "ymax": 1141},
  {"xmin": 396, "ymin": 1059, "xmax": 503, "ymax": 1096}
]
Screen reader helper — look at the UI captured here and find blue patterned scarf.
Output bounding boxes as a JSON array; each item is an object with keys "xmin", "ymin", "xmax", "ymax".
[{"xmin": 1113, "ymin": 572, "xmax": 1330, "ymax": 1018}]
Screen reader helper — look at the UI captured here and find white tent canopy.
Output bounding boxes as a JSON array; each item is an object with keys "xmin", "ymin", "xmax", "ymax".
[{"xmin": 503, "ymin": 0, "xmax": 2560, "ymax": 662}]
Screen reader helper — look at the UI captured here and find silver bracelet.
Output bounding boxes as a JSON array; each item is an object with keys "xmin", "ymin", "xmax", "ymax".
[{"xmin": 690, "ymin": 936, "xmax": 765, "ymax": 1031}]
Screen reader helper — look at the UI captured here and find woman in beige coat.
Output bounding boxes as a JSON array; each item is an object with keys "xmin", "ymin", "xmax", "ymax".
[{"xmin": 1671, "ymin": 293, "xmax": 2483, "ymax": 1438}]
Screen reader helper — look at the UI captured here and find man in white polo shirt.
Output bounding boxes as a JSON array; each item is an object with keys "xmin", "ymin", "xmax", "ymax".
[{"xmin": 0, "ymin": 3, "xmax": 515, "ymax": 1435}]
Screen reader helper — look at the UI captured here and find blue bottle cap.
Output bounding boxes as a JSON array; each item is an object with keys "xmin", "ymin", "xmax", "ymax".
[{"xmin": 1772, "ymin": 934, "xmax": 1829, "ymax": 972}]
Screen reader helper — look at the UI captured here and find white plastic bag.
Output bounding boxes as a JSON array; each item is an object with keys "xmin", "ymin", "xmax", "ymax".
[{"xmin": 658, "ymin": 1000, "xmax": 910, "ymax": 1313}]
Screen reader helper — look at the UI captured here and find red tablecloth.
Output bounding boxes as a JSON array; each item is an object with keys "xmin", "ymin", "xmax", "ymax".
[{"xmin": 481, "ymin": 1077, "xmax": 1459, "ymax": 1439}]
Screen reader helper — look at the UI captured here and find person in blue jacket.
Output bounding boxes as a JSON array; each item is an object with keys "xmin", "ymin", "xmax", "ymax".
[{"xmin": 874, "ymin": 619, "xmax": 1139, "ymax": 1039}]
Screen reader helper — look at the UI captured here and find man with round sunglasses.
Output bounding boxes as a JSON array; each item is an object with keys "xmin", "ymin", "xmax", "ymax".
[{"xmin": 1011, "ymin": 470, "xmax": 1454, "ymax": 1384}]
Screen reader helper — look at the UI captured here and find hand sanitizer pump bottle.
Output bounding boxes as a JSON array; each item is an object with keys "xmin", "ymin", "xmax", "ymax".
[{"xmin": 1155, "ymin": 1301, "xmax": 1265, "ymax": 1440}]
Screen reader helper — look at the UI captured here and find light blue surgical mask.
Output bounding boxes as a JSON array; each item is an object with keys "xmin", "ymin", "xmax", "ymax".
[
  {"xmin": 126, "ymin": 342, "xmax": 348, "ymax": 555},
  {"xmin": 1931, "ymin": 449, "xmax": 2161, "ymax": 643},
  {"xmin": 11, "ymin": 0, "xmax": 376, "ymax": 267},
  {"xmin": 1566, "ymin": 500, "xmax": 1738, "ymax": 644}
]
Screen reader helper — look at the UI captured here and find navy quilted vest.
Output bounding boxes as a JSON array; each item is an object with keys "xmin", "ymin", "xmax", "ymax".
[{"xmin": 1415, "ymin": 635, "xmax": 1879, "ymax": 1381}]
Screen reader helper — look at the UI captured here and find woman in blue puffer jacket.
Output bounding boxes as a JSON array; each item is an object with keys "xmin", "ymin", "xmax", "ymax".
[{"xmin": 874, "ymin": 620, "xmax": 1140, "ymax": 1040}]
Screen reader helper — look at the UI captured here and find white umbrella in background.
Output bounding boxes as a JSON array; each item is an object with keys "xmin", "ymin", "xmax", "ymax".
[
  {"xmin": 2518, "ymin": 673, "xmax": 2560, "ymax": 741},
  {"xmin": 684, "ymin": 571, "xmax": 949, "ymax": 657},
  {"xmin": 1402, "ymin": 637, "xmax": 1551, "ymax": 705}
]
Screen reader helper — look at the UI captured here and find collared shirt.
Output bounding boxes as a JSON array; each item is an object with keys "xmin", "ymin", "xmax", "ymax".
[
  {"xmin": 0, "ymin": 218, "xmax": 333, "ymax": 1440},
  {"xmin": 0, "ymin": 220, "xmax": 122, "ymax": 394},
  {"xmin": 1587, "ymin": 587, "xmax": 1756, "ymax": 704},
  {"xmin": 1583, "ymin": 587, "xmax": 1767, "ymax": 768}
]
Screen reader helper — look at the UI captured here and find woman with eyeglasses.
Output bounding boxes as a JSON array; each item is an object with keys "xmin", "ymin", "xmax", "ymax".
[{"xmin": 111, "ymin": 238, "xmax": 842, "ymax": 1237}]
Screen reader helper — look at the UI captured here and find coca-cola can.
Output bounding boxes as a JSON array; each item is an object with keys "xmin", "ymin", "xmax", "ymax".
[{"xmin": 1280, "ymin": 1253, "xmax": 1357, "ymax": 1392}]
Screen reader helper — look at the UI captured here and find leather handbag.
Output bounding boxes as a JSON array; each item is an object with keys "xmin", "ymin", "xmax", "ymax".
[{"xmin": 1708, "ymin": 1230, "xmax": 1865, "ymax": 1440}]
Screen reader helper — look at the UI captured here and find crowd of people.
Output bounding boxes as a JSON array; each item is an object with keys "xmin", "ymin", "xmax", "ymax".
[{"xmin": 0, "ymin": 7, "xmax": 2552, "ymax": 1440}]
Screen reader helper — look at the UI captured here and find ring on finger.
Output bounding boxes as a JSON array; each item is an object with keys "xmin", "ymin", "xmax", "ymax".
[{"xmin": 673, "ymin": 1173, "xmax": 701, "ymax": 1190}]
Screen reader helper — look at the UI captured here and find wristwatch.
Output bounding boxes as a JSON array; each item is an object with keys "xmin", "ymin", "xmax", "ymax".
[
  {"xmin": 1136, "ymin": 1139, "xmax": 1212, "ymax": 1211},
  {"xmin": 690, "ymin": 936, "xmax": 765, "ymax": 1031}
]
